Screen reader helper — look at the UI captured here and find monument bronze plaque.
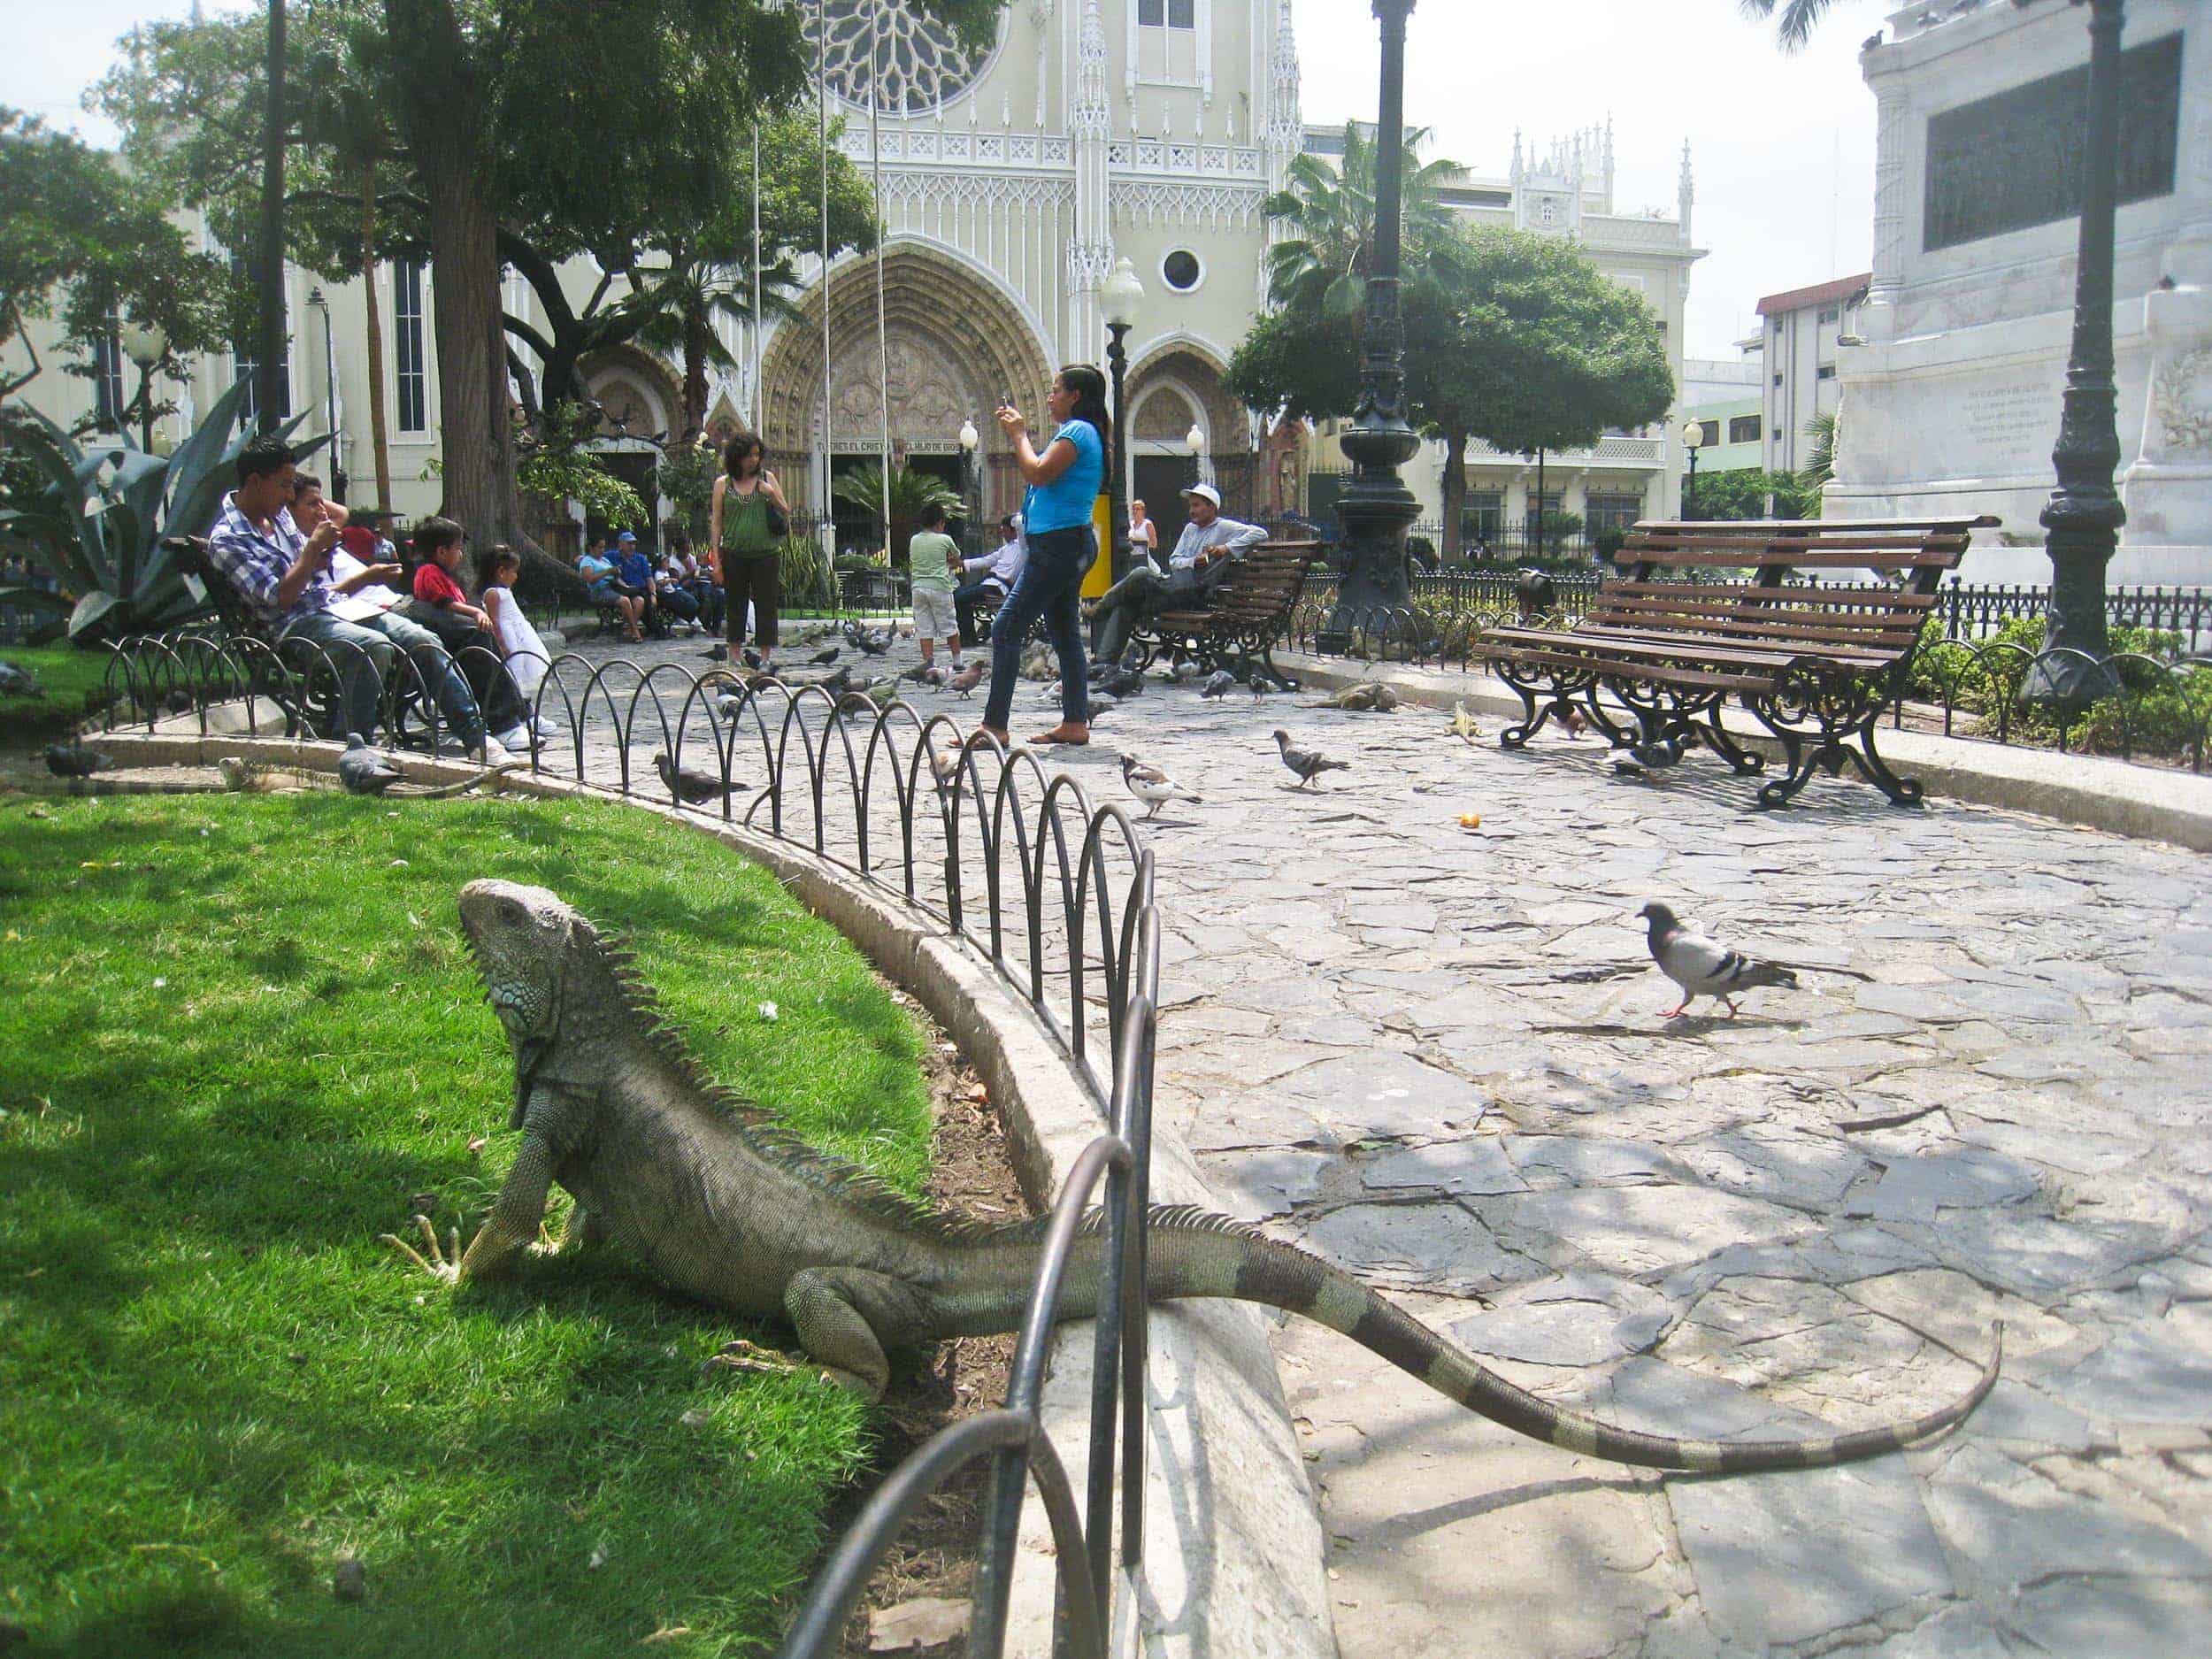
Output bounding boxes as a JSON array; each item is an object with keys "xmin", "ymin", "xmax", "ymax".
[{"xmin": 1923, "ymin": 32, "xmax": 2180, "ymax": 254}]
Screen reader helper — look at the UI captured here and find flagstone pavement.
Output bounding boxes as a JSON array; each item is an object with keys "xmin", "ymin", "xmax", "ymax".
[{"xmin": 573, "ymin": 628, "xmax": 2212, "ymax": 1658}]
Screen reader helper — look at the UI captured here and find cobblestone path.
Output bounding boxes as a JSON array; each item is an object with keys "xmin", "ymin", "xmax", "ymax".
[{"xmin": 572, "ymin": 633, "xmax": 2212, "ymax": 1657}]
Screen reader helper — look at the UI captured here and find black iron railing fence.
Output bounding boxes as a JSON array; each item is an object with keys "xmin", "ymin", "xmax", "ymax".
[{"xmin": 98, "ymin": 634, "xmax": 1168, "ymax": 1653}]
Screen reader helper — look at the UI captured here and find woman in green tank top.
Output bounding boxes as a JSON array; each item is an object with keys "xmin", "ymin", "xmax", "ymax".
[{"xmin": 709, "ymin": 431, "xmax": 789, "ymax": 668}]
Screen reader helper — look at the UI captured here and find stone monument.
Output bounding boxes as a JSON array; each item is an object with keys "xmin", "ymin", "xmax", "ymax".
[{"xmin": 1829, "ymin": 0, "xmax": 2210, "ymax": 584}]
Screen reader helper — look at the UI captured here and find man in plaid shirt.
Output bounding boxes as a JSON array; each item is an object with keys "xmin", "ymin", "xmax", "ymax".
[{"xmin": 204, "ymin": 434, "xmax": 503, "ymax": 758}]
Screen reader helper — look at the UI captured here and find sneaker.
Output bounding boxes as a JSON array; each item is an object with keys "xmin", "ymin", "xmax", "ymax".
[
  {"xmin": 531, "ymin": 716, "xmax": 561, "ymax": 740},
  {"xmin": 480, "ymin": 735, "xmax": 516, "ymax": 767},
  {"xmin": 493, "ymin": 724, "xmax": 529, "ymax": 752}
]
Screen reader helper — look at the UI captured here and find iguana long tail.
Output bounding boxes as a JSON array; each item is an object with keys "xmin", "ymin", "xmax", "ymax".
[{"xmin": 950, "ymin": 1207, "xmax": 2000, "ymax": 1475}]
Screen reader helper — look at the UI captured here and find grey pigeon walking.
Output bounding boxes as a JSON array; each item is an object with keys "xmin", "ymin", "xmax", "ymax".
[
  {"xmin": 1614, "ymin": 738, "xmax": 1684, "ymax": 780},
  {"xmin": 0, "ymin": 660, "xmax": 45, "ymax": 698},
  {"xmin": 654, "ymin": 750, "xmax": 741, "ymax": 806},
  {"xmin": 1098, "ymin": 664, "xmax": 1145, "ymax": 699},
  {"xmin": 336, "ymin": 733, "xmax": 403, "ymax": 795},
  {"xmin": 947, "ymin": 660, "xmax": 986, "ymax": 698},
  {"xmin": 1639, "ymin": 902, "xmax": 1800, "ymax": 1018},
  {"xmin": 808, "ymin": 646, "xmax": 840, "ymax": 665},
  {"xmin": 1272, "ymin": 729, "xmax": 1348, "ymax": 789},
  {"xmin": 1199, "ymin": 669, "xmax": 1235, "ymax": 701},
  {"xmin": 44, "ymin": 741, "xmax": 119, "ymax": 779},
  {"xmin": 1121, "ymin": 755, "xmax": 1199, "ymax": 819}
]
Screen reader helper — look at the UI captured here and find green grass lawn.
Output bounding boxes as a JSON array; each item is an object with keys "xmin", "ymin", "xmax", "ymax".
[
  {"xmin": 0, "ymin": 792, "xmax": 937, "ymax": 1657},
  {"xmin": 0, "ymin": 644, "xmax": 118, "ymax": 740}
]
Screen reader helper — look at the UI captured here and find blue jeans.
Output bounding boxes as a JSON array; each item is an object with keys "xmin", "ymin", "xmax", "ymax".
[
  {"xmin": 983, "ymin": 525, "xmax": 1092, "ymax": 732},
  {"xmin": 282, "ymin": 607, "xmax": 486, "ymax": 745}
]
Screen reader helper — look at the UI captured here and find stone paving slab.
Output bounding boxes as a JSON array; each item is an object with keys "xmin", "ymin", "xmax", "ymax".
[{"xmin": 561, "ymin": 630, "xmax": 2212, "ymax": 1658}]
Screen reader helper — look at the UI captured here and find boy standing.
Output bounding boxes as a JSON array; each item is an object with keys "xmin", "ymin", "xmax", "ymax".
[{"xmin": 907, "ymin": 502, "xmax": 964, "ymax": 672}]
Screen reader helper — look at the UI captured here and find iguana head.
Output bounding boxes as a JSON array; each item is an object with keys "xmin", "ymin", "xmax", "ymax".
[{"xmin": 457, "ymin": 879, "xmax": 574, "ymax": 1047}]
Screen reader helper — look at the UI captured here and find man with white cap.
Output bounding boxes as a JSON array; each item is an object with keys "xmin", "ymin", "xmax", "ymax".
[{"xmin": 1088, "ymin": 481, "xmax": 1267, "ymax": 666}]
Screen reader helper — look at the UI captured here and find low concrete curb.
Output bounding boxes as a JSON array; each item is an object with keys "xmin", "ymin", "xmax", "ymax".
[
  {"xmin": 1279, "ymin": 650, "xmax": 2212, "ymax": 853},
  {"xmin": 83, "ymin": 730, "xmax": 1337, "ymax": 1659}
]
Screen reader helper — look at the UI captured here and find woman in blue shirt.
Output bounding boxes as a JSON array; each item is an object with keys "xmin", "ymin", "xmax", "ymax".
[{"xmin": 978, "ymin": 364, "xmax": 1109, "ymax": 747}]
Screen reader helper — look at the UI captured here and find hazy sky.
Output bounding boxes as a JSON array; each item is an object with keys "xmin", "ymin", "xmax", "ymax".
[{"xmin": 6, "ymin": 0, "xmax": 1889, "ymax": 361}]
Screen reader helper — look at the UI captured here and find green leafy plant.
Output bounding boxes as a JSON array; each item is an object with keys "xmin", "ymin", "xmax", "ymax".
[
  {"xmin": 774, "ymin": 532, "xmax": 838, "ymax": 611},
  {"xmin": 515, "ymin": 402, "xmax": 648, "ymax": 533},
  {"xmin": 654, "ymin": 440, "xmax": 719, "ymax": 542},
  {"xmin": 0, "ymin": 380, "xmax": 327, "ymax": 642},
  {"xmin": 831, "ymin": 465, "xmax": 961, "ymax": 568}
]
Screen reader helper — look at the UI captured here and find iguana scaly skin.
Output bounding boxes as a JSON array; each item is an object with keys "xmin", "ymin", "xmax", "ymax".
[{"xmin": 414, "ymin": 879, "xmax": 2000, "ymax": 1475}]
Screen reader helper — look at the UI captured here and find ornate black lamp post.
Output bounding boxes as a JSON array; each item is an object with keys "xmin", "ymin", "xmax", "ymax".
[
  {"xmin": 1323, "ymin": 0, "xmax": 1423, "ymax": 644},
  {"xmin": 2023, "ymin": 0, "xmax": 2126, "ymax": 703},
  {"xmin": 957, "ymin": 416, "xmax": 979, "ymax": 550},
  {"xmin": 1680, "ymin": 419, "xmax": 1706, "ymax": 519},
  {"xmin": 1102, "ymin": 257, "xmax": 1145, "ymax": 580}
]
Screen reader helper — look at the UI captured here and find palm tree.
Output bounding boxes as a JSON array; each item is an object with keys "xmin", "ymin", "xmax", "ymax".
[
  {"xmin": 633, "ymin": 260, "xmax": 790, "ymax": 443},
  {"xmin": 1801, "ymin": 409, "xmax": 1839, "ymax": 509},
  {"xmin": 1737, "ymin": 0, "xmax": 1843, "ymax": 51},
  {"xmin": 1263, "ymin": 122, "xmax": 1461, "ymax": 320},
  {"xmin": 832, "ymin": 465, "xmax": 963, "ymax": 568}
]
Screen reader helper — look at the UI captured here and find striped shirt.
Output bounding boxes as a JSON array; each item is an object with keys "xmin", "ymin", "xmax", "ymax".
[{"xmin": 205, "ymin": 494, "xmax": 331, "ymax": 632}]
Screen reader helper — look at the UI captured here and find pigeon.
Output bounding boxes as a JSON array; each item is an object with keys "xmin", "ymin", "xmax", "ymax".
[
  {"xmin": 1639, "ymin": 902, "xmax": 1800, "ymax": 1019},
  {"xmin": 1199, "ymin": 669, "xmax": 1235, "ymax": 701},
  {"xmin": 947, "ymin": 660, "xmax": 986, "ymax": 698},
  {"xmin": 1248, "ymin": 672, "xmax": 1273, "ymax": 703},
  {"xmin": 898, "ymin": 662, "xmax": 947, "ymax": 687},
  {"xmin": 703, "ymin": 644, "xmax": 728, "ymax": 662},
  {"xmin": 715, "ymin": 693, "xmax": 745, "ymax": 722},
  {"xmin": 336, "ymin": 733, "xmax": 403, "ymax": 795},
  {"xmin": 1121, "ymin": 756, "xmax": 1199, "ymax": 819},
  {"xmin": 1272, "ymin": 729, "xmax": 1348, "ymax": 789},
  {"xmin": 808, "ymin": 647, "xmax": 840, "ymax": 665},
  {"xmin": 1165, "ymin": 660, "xmax": 1195, "ymax": 684},
  {"xmin": 1097, "ymin": 664, "xmax": 1146, "ymax": 699},
  {"xmin": 741, "ymin": 647, "xmax": 764, "ymax": 672},
  {"xmin": 852, "ymin": 628, "xmax": 891, "ymax": 657},
  {"xmin": 814, "ymin": 664, "xmax": 856, "ymax": 696},
  {"xmin": 654, "ymin": 750, "xmax": 741, "ymax": 806},
  {"xmin": 1613, "ymin": 738, "xmax": 1684, "ymax": 780},
  {"xmin": 0, "ymin": 659, "xmax": 45, "ymax": 698}
]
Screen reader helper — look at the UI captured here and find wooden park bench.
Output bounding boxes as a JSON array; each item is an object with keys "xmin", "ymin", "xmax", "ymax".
[
  {"xmin": 1470, "ymin": 515, "xmax": 1998, "ymax": 807},
  {"xmin": 1128, "ymin": 537, "xmax": 1322, "ymax": 688}
]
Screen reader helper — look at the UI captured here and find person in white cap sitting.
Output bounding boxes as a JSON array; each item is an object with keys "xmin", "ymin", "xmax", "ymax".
[{"xmin": 1088, "ymin": 481, "xmax": 1268, "ymax": 666}]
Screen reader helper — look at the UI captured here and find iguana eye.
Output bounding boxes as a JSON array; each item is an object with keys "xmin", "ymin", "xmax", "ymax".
[{"xmin": 501, "ymin": 901, "xmax": 526, "ymax": 925}]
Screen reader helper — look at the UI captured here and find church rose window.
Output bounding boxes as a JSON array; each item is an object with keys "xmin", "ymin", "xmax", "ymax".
[
  {"xmin": 805, "ymin": 0, "xmax": 1002, "ymax": 115},
  {"xmin": 1162, "ymin": 250, "xmax": 1202, "ymax": 291}
]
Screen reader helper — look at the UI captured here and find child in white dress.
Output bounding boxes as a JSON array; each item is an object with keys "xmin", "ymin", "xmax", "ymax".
[{"xmin": 480, "ymin": 546, "xmax": 558, "ymax": 745}]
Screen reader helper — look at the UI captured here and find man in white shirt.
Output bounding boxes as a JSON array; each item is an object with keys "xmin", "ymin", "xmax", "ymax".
[
  {"xmin": 1087, "ymin": 483, "xmax": 1267, "ymax": 665},
  {"xmin": 956, "ymin": 513, "xmax": 1028, "ymax": 649}
]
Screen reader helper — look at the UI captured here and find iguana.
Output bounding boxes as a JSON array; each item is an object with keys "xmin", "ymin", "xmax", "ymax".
[{"xmin": 391, "ymin": 879, "xmax": 2001, "ymax": 1475}]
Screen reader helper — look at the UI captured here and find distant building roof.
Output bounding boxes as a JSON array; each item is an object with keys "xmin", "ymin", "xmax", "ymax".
[{"xmin": 1755, "ymin": 273, "xmax": 1871, "ymax": 317}]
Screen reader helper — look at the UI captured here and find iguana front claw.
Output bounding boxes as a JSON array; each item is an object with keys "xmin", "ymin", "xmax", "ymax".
[{"xmin": 380, "ymin": 1213, "xmax": 465, "ymax": 1285}]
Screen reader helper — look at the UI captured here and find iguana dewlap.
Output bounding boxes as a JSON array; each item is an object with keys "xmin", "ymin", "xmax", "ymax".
[{"xmin": 419, "ymin": 879, "xmax": 1998, "ymax": 1475}]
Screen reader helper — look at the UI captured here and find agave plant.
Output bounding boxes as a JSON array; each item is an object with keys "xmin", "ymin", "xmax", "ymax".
[
  {"xmin": 831, "ymin": 464, "xmax": 964, "ymax": 569},
  {"xmin": 0, "ymin": 381, "xmax": 327, "ymax": 642}
]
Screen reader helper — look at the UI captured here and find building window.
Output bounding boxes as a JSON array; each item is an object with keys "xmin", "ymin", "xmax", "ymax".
[
  {"xmin": 1585, "ymin": 493, "xmax": 1645, "ymax": 536},
  {"xmin": 1696, "ymin": 419, "xmax": 1722, "ymax": 448},
  {"xmin": 1773, "ymin": 372, "xmax": 1785, "ymax": 386},
  {"xmin": 1816, "ymin": 304, "xmax": 1840, "ymax": 324},
  {"xmin": 1461, "ymin": 491, "xmax": 1503, "ymax": 545},
  {"xmin": 1728, "ymin": 414, "xmax": 1762, "ymax": 444},
  {"xmin": 396, "ymin": 260, "xmax": 427, "ymax": 433},
  {"xmin": 1138, "ymin": 0, "xmax": 1195, "ymax": 27},
  {"xmin": 92, "ymin": 324, "xmax": 127, "ymax": 431},
  {"xmin": 1161, "ymin": 250, "xmax": 1202, "ymax": 292},
  {"xmin": 1816, "ymin": 365, "xmax": 1837, "ymax": 381}
]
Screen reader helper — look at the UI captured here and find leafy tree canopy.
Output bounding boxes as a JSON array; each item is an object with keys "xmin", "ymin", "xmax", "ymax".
[
  {"xmin": 1686, "ymin": 465, "xmax": 1817, "ymax": 521},
  {"xmin": 0, "ymin": 108, "xmax": 236, "ymax": 403}
]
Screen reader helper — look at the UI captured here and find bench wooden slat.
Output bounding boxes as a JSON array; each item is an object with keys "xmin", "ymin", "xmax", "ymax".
[
  {"xmin": 1469, "ymin": 641, "xmax": 1778, "ymax": 695},
  {"xmin": 1589, "ymin": 607, "xmax": 1927, "ymax": 645},
  {"xmin": 1602, "ymin": 582, "xmax": 1939, "ymax": 612},
  {"xmin": 1566, "ymin": 625, "xmax": 1896, "ymax": 669},
  {"xmin": 1475, "ymin": 626, "xmax": 1801, "ymax": 672}
]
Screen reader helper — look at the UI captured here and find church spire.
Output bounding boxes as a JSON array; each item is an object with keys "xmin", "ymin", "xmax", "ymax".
[
  {"xmin": 1678, "ymin": 138, "xmax": 1695, "ymax": 243},
  {"xmin": 1065, "ymin": 0, "xmax": 1113, "ymax": 357},
  {"xmin": 1264, "ymin": 0, "xmax": 1302, "ymax": 170}
]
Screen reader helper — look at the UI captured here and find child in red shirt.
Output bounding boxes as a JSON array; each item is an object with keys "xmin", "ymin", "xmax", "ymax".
[{"xmin": 410, "ymin": 516, "xmax": 492, "ymax": 641}]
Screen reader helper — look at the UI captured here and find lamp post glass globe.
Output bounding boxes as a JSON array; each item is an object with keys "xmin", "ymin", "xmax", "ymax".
[
  {"xmin": 1102, "ymin": 257, "xmax": 1145, "ymax": 329},
  {"xmin": 119, "ymin": 319, "xmax": 167, "ymax": 370},
  {"xmin": 958, "ymin": 419, "xmax": 979, "ymax": 453},
  {"xmin": 1680, "ymin": 419, "xmax": 1705, "ymax": 451}
]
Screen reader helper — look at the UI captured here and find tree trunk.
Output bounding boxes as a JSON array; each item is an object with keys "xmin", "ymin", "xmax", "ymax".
[
  {"xmin": 681, "ymin": 302, "xmax": 710, "ymax": 442},
  {"xmin": 256, "ymin": 0, "xmax": 288, "ymax": 435},
  {"xmin": 360, "ymin": 162, "xmax": 394, "ymax": 511},
  {"xmin": 1440, "ymin": 426, "xmax": 1466, "ymax": 563},
  {"xmin": 386, "ymin": 0, "xmax": 550, "ymax": 588}
]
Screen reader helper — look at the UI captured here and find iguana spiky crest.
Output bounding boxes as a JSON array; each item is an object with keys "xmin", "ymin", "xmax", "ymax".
[{"xmin": 457, "ymin": 879, "xmax": 998, "ymax": 1242}]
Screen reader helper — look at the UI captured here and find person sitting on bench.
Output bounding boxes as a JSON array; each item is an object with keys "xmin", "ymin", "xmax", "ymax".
[
  {"xmin": 1087, "ymin": 483, "xmax": 1266, "ymax": 666},
  {"xmin": 955, "ymin": 513, "xmax": 1027, "ymax": 649}
]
